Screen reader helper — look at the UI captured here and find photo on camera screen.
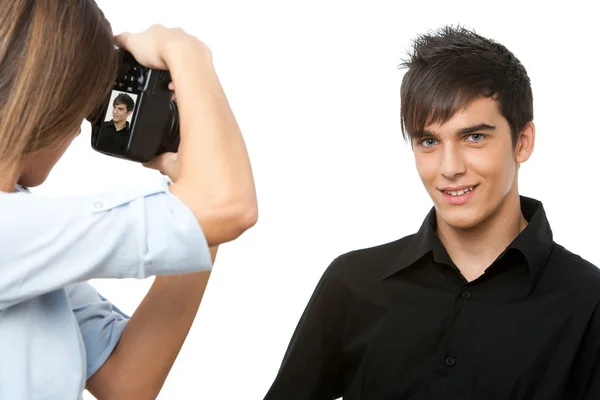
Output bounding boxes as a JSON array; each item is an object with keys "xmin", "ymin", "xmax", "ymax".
[{"xmin": 95, "ymin": 90, "xmax": 138, "ymax": 153}]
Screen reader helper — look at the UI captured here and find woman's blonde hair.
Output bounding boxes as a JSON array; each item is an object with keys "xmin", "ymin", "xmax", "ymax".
[{"xmin": 0, "ymin": 0, "xmax": 118, "ymax": 165}]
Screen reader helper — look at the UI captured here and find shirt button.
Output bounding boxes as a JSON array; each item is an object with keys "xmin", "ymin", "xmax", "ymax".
[
  {"xmin": 93, "ymin": 201, "xmax": 103, "ymax": 209},
  {"xmin": 445, "ymin": 356, "xmax": 456, "ymax": 367},
  {"xmin": 461, "ymin": 291, "xmax": 471, "ymax": 300}
]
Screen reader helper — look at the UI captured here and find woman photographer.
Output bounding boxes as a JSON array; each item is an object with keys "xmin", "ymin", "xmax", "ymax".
[{"xmin": 0, "ymin": 1, "xmax": 257, "ymax": 399}]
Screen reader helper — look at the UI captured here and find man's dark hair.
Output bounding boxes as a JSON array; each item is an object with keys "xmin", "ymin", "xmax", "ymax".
[
  {"xmin": 399, "ymin": 25, "xmax": 533, "ymax": 146},
  {"xmin": 113, "ymin": 93, "xmax": 135, "ymax": 112}
]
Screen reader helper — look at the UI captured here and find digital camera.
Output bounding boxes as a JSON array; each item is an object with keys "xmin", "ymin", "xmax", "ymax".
[{"xmin": 89, "ymin": 48, "xmax": 179, "ymax": 163}]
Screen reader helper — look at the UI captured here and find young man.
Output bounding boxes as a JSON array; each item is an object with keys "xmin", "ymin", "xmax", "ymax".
[
  {"xmin": 97, "ymin": 92, "xmax": 135, "ymax": 151},
  {"xmin": 264, "ymin": 26, "xmax": 600, "ymax": 399}
]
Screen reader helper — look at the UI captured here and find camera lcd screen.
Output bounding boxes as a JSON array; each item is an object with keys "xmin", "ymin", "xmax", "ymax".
[
  {"xmin": 92, "ymin": 53, "xmax": 148, "ymax": 157},
  {"xmin": 94, "ymin": 90, "xmax": 138, "ymax": 153}
]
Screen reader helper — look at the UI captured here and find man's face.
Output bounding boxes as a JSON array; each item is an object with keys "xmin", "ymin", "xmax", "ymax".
[
  {"xmin": 413, "ymin": 96, "xmax": 534, "ymax": 230},
  {"xmin": 112, "ymin": 102, "xmax": 130, "ymax": 123}
]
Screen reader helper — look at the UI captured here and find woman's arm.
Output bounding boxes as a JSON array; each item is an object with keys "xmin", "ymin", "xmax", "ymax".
[
  {"xmin": 84, "ymin": 25, "xmax": 258, "ymax": 399},
  {"xmin": 86, "ymin": 247, "xmax": 217, "ymax": 400},
  {"xmin": 116, "ymin": 25, "xmax": 259, "ymax": 248},
  {"xmin": 0, "ymin": 182, "xmax": 211, "ymax": 311}
]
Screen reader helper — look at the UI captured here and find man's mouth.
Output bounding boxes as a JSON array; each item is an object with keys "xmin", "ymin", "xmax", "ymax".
[{"xmin": 443, "ymin": 186, "xmax": 476, "ymax": 197}]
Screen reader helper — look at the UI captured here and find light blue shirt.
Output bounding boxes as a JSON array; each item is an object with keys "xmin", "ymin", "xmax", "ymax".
[{"xmin": 0, "ymin": 180, "xmax": 212, "ymax": 399}]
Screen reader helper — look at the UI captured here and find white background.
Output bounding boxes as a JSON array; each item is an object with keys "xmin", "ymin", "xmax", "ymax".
[{"xmin": 31, "ymin": 1, "xmax": 599, "ymax": 399}]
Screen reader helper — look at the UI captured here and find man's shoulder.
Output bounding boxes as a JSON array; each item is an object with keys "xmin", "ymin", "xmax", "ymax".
[
  {"xmin": 546, "ymin": 242, "xmax": 600, "ymax": 292},
  {"xmin": 325, "ymin": 234, "xmax": 415, "ymax": 282}
]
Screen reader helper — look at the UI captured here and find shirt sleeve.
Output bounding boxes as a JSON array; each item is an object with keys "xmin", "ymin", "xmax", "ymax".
[
  {"xmin": 264, "ymin": 259, "xmax": 346, "ymax": 400},
  {"xmin": 568, "ymin": 301, "xmax": 600, "ymax": 399},
  {"xmin": 0, "ymin": 179, "xmax": 212, "ymax": 310},
  {"xmin": 65, "ymin": 282, "xmax": 129, "ymax": 379}
]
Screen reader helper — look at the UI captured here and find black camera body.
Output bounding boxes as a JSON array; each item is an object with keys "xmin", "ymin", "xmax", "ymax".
[{"xmin": 90, "ymin": 48, "xmax": 179, "ymax": 163}]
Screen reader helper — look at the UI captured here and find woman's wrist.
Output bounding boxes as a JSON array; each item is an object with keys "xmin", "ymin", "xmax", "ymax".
[{"xmin": 162, "ymin": 35, "xmax": 212, "ymax": 72}]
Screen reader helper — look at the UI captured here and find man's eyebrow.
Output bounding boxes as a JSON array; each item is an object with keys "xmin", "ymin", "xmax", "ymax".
[
  {"xmin": 456, "ymin": 123, "xmax": 496, "ymax": 135},
  {"xmin": 420, "ymin": 123, "xmax": 496, "ymax": 138}
]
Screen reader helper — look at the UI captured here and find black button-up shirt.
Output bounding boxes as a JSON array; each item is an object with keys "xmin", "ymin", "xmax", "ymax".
[
  {"xmin": 264, "ymin": 196, "xmax": 600, "ymax": 399},
  {"xmin": 96, "ymin": 120, "xmax": 130, "ymax": 153}
]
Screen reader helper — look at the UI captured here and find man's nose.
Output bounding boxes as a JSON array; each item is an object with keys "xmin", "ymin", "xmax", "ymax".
[{"xmin": 439, "ymin": 145, "xmax": 466, "ymax": 180}]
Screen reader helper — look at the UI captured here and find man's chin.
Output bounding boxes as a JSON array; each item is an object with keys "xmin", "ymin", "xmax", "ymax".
[{"xmin": 436, "ymin": 207, "xmax": 484, "ymax": 231}]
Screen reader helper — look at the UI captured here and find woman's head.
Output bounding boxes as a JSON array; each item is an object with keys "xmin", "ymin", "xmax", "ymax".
[{"xmin": 0, "ymin": 0, "xmax": 118, "ymax": 189}]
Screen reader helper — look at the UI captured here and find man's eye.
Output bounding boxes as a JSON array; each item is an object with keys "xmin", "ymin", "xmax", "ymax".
[
  {"xmin": 467, "ymin": 133, "xmax": 485, "ymax": 142},
  {"xmin": 420, "ymin": 138, "xmax": 437, "ymax": 147}
]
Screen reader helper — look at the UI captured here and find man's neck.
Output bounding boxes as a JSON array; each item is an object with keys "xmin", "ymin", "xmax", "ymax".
[
  {"xmin": 114, "ymin": 120, "xmax": 127, "ymax": 131},
  {"xmin": 436, "ymin": 191, "xmax": 528, "ymax": 282}
]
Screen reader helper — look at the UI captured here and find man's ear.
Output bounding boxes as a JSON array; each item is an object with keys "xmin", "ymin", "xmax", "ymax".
[{"xmin": 515, "ymin": 121, "xmax": 535, "ymax": 164}]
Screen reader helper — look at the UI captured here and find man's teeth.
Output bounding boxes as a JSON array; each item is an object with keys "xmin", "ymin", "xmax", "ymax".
[{"xmin": 445, "ymin": 187, "xmax": 475, "ymax": 196}]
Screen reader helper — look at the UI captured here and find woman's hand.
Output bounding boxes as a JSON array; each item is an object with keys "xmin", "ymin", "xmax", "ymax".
[
  {"xmin": 143, "ymin": 150, "xmax": 180, "ymax": 182},
  {"xmin": 114, "ymin": 24, "xmax": 210, "ymax": 71}
]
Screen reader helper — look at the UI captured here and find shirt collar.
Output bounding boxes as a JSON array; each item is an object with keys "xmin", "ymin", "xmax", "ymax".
[
  {"xmin": 508, "ymin": 196, "xmax": 553, "ymax": 290},
  {"xmin": 108, "ymin": 120, "xmax": 130, "ymax": 130},
  {"xmin": 0, "ymin": 184, "xmax": 30, "ymax": 194},
  {"xmin": 15, "ymin": 184, "xmax": 30, "ymax": 193},
  {"xmin": 382, "ymin": 196, "xmax": 553, "ymax": 287}
]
